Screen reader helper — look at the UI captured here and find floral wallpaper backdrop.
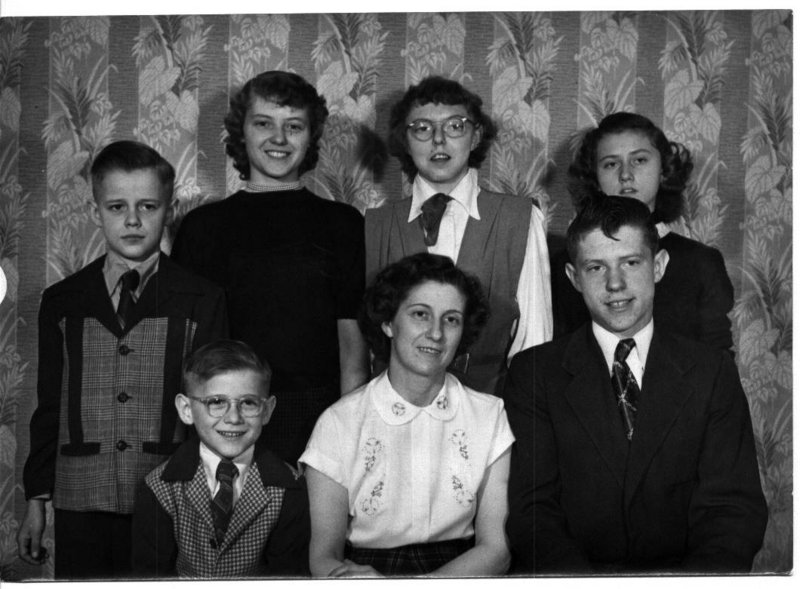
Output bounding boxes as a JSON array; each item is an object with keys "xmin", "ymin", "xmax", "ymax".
[{"xmin": 0, "ymin": 11, "xmax": 791, "ymax": 578}]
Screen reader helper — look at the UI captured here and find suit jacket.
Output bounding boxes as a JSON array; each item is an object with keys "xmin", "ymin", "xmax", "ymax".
[
  {"xmin": 24, "ymin": 253, "xmax": 228, "ymax": 513},
  {"xmin": 503, "ymin": 325, "xmax": 766, "ymax": 574},
  {"xmin": 131, "ymin": 439, "xmax": 310, "ymax": 578},
  {"xmin": 551, "ymin": 233, "xmax": 735, "ymax": 352}
]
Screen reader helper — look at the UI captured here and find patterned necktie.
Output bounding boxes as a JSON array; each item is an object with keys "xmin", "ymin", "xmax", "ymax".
[
  {"xmin": 116, "ymin": 269, "xmax": 140, "ymax": 328},
  {"xmin": 612, "ymin": 338, "xmax": 640, "ymax": 441},
  {"xmin": 211, "ymin": 460, "xmax": 238, "ymax": 544},
  {"xmin": 419, "ymin": 193, "xmax": 453, "ymax": 246}
]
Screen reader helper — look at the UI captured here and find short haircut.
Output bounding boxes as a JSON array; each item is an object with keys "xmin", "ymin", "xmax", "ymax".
[
  {"xmin": 566, "ymin": 193, "xmax": 659, "ymax": 264},
  {"xmin": 183, "ymin": 339, "xmax": 272, "ymax": 398},
  {"xmin": 388, "ymin": 76, "xmax": 498, "ymax": 179},
  {"xmin": 90, "ymin": 140, "xmax": 175, "ymax": 202},
  {"xmin": 567, "ymin": 112, "xmax": 693, "ymax": 224},
  {"xmin": 224, "ymin": 70, "xmax": 329, "ymax": 180},
  {"xmin": 359, "ymin": 253, "xmax": 489, "ymax": 363}
]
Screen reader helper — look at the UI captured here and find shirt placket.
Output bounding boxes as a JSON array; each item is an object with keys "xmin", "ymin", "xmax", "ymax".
[{"xmin": 410, "ymin": 413, "xmax": 432, "ymax": 539}]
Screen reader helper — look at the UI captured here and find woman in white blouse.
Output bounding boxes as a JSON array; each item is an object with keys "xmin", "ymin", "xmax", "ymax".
[{"xmin": 300, "ymin": 253, "xmax": 513, "ymax": 577}]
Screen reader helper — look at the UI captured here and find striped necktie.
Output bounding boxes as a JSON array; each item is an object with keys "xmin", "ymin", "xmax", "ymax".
[
  {"xmin": 210, "ymin": 460, "xmax": 238, "ymax": 544},
  {"xmin": 116, "ymin": 269, "xmax": 139, "ymax": 328},
  {"xmin": 612, "ymin": 338, "xmax": 639, "ymax": 441}
]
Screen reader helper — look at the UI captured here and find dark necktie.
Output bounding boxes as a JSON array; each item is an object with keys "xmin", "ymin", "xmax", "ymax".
[
  {"xmin": 612, "ymin": 338, "xmax": 640, "ymax": 441},
  {"xmin": 211, "ymin": 460, "xmax": 238, "ymax": 544},
  {"xmin": 116, "ymin": 269, "xmax": 140, "ymax": 328},
  {"xmin": 420, "ymin": 193, "xmax": 453, "ymax": 246}
]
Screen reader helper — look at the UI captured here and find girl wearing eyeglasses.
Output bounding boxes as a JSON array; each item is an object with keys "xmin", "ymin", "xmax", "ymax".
[{"xmin": 365, "ymin": 76, "xmax": 552, "ymax": 396}]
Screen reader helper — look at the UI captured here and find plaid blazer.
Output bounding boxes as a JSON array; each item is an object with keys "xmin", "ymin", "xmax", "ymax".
[
  {"xmin": 24, "ymin": 253, "xmax": 228, "ymax": 513},
  {"xmin": 132, "ymin": 439, "xmax": 310, "ymax": 578}
]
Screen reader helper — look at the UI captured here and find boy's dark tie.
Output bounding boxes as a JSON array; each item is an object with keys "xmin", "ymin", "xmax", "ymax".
[
  {"xmin": 211, "ymin": 460, "xmax": 238, "ymax": 544},
  {"xmin": 612, "ymin": 338, "xmax": 639, "ymax": 441},
  {"xmin": 116, "ymin": 269, "xmax": 140, "ymax": 328},
  {"xmin": 420, "ymin": 193, "xmax": 453, "ymax": 246}
]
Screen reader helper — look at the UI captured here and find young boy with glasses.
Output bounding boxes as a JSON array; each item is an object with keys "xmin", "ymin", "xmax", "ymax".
[
  {"xmin": 131, "ymin": 340, "xmax": 310, "ymax": 578},
  {"xmin": 365, "ymin": 76, "xmax": 552, "ymax": 395}
]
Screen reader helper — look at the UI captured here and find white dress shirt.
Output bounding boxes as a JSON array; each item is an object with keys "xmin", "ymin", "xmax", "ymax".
[
  {"xmin": 103, "ymin": 249, "xmax": 160, "ymax": 308},
  {"xmin": 199, "ymin": 442, "xmax": 254, "ymax": 506},
  {"xmin": 592, "ymin": 319, "xmax": 654, "ymax": 389},
  {"xmin": 407, "ymin": 169, "xmax": 553, "ymax": 362}
]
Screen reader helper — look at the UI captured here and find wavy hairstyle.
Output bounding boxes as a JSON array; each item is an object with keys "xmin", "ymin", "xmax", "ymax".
[
  {"xmin": 359, "ymin": 253, "xmax": 489, "ymax": 364},
  {"xmin": 388, "ymin": 76, "xmax": 498, "ymax": 179},
  {"xmin": 566, "ymin": 193, "xmax": 660, "ymax": 264},
  {"xmin": 224, "ymin": 70, "xmax": 329, "ymax": 180},
  {"xmin": 567, "ymin": 112, "xmax": 693, "ymax": 224}
]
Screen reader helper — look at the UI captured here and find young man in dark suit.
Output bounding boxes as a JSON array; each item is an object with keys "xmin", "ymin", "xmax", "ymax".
[{"xmin": 504, "ymin": 194, "xmax": 766, "ymax": 574}]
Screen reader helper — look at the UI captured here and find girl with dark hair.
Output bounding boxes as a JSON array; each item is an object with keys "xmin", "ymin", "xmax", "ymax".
[
  {"xmin": 172, "ymin": 71, "xmax": 369, "ymax": 464},
  {"xmin": 366, "ymin": 76, "xmax": 552, "ymax": 395},
  {"xmin": 301, "ymin": 253, "xmax": 513, "ymax": 577},
  {"xmin": 552, "ymin": 112, "xmax": 734, "ymax": 352}
]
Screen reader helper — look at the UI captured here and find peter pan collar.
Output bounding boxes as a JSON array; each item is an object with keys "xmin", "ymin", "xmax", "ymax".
[{"xmin": 371, "ymin": 371, "xmax": 460, "ymax": 425}]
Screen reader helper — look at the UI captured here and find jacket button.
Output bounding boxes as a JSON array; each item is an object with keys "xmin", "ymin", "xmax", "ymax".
[
  {"xmin": 116, "ymin": 440, "xmax": 128, "ymax": 451},
  {"xmin": 209, "ymin": 539, "xmax": 218, "ymax": 549},
  {"xmin": 118, "ymin": 345, "xmax": 131, "ymax": 355},
  {"xmin": 117, "ymin": 392, "xmax": 130, "ymax": 403}
]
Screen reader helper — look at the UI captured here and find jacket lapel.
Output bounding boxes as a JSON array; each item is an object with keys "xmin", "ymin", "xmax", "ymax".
[
  {"xmin": 185, "ymin": 463, "xmax": 217, "ymax": 536},
  {"xmin": 223, "ymin": 463, "xmax": 271, "ymax": 546},
  {"xmin": 623, "ymin": 331, "xmax": 697, "ymax": 504},
  {"xmin": 393, "ymin": 199, "xmax": 428, "ymax": 256},
  {"xmin": 125, "ymin": 252, "xmax": 172, "ymax": 330},
  {"xmin": 562, "ymin": 326, "xmax": 630, "ymax": 487},
  {"xmin": 456, "ymin": 191, "xmax": 498, "ymax": 269},
  {"xmin": 79, "ymin": 256, "xmax": 124, "ymax": 336}
]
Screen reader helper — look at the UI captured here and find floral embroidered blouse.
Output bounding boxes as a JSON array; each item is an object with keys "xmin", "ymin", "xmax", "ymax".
[{"xmin": 299, "ymin": 371, "xmax": 514, "ymax": 549}]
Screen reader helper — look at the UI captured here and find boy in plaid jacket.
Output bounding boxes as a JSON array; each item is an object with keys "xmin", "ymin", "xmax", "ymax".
[
  {"xmin": 131, "ymin": 340, "xmax": 310, "ymax": 578},
  {"xmin": 17, "ymin": 141, "xmax": 228, "ymax": 579}
]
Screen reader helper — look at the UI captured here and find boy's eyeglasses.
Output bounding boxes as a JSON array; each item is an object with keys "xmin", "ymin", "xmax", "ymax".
[
  {"xmin": 188, "ymin": 395, "xmax": 266, "ymax": 418},
  {"xmin": 406, "ymin": 116, "xmax": 476, "ymax": 142}
]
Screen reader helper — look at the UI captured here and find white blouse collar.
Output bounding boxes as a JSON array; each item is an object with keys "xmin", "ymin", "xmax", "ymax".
[{"xmin": 370, "ymin": 371, "xmax": 460, "ymax": 425}]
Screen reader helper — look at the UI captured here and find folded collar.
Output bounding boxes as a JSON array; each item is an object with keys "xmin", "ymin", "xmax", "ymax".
[
  {"xmin": 408, "ymin": 168, "xmax": 480, "ymax": 223},
  {"xmin": 370, "ymin": 371, "xmax": 460, "ymax": 425},
  {"xmin": 103, "ymin": 249, "xmax": 160, "ymax": 298}
]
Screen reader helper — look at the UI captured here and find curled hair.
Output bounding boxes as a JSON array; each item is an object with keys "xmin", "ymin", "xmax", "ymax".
[
  {"xmin": 183, "ymin": 339, "xmax": 272, "ymax": 397},
  {"xmin": 388, "ymin": 76, "xmax": 498, "ymax": 179},
  {"xmin": 359, "ymin": 253, "xmax": 489, "ymax": 364},
  {"xmin": 566, "ymin": 193, "xmax": 659, "ymax": 264},
  {"xmin": 224, "ymin": 70, "xmax": 329, "ymax": 180},
  {"xmin": 567, "ymin": 112, "xmax": 693, "ymax": 223},
  {"xmin": 90, "ymin": 140, "xmax": 175, "ymax": 202}
]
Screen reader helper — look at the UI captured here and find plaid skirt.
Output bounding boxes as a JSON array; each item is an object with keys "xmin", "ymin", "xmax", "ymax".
[{"xmin": 345, "ymin": 536, "xmax": 475, "ymax": 576}]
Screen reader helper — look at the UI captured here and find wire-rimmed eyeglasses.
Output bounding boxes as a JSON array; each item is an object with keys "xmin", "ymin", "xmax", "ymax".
[
  {"xmin": 188, "ymin": 395, "xmax": 266, "ymax": 418},
  {"xmin": 406, "ymin": 116, "xmax": 476, "ymax": 142}
]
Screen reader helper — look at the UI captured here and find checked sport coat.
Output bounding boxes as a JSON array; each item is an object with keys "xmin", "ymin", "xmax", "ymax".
[
  {"xmin": 24, "ymin": 253, "xmax": 228, "ymax": 513},
  {"xmin": 132, "ymin": 439, "xmax": 310, "ymax": 578}
]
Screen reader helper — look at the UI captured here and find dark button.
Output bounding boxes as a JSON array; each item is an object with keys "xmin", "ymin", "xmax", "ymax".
[
  {"xmin": 117, "ymin": 392, "xmax": 130, "ymax": 403},
  {"xmin": 209, "ymin": 539, "xmax": 218, "ymax": 549},
  {"xmin": 118, "ymin": 345, "xmax": 131, "ymax": 355},
  {"xmin": 116, "ymin": 440, "xmax": 128, "ymax": 451}
]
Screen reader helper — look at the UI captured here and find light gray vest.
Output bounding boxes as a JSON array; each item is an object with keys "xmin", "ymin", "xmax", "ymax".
[{"xmin": 365, "ymin": 190, "xmax": 531, "ymax": 394}]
